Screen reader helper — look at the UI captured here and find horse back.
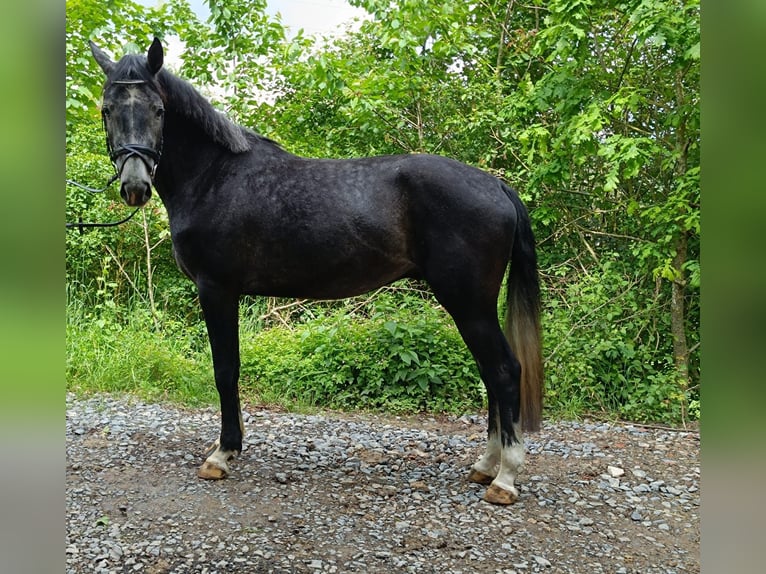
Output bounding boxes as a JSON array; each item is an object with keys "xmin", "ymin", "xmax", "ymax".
[{"xmin": 170, "ymin": 150, "xmax": 516, "ymax": 298}]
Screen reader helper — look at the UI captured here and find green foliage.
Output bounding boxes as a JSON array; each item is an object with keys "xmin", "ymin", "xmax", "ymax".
[
  {"xmin": 65, "ymin": 0, "xmax": 700, "ymax": 425},
  {"xmin": 66, "ymin": 303, "xmax": 216, "ymax": 406},
  {"xmin": 66, "ymin": 289, "xmax": 483, "ymax": 415},
  {"xmin": 543, "ymin": 255, "xmax": 696, "ymax": 424},
  {"xmin": 240, "ymin": 293, "xmax": 483, "ymax": 414}
]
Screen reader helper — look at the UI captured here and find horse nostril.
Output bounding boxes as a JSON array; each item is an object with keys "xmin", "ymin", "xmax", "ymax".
[{"xmin": 120, "ymin": 181, "xmax": 152, "ymax": 206}]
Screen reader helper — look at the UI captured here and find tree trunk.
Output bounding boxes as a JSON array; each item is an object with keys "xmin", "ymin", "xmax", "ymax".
[
  {"xmin": 670, "ymin": 230, "xmax": 690, "ymax": 425},
  {"xmin": 670, "ymin": 67, "xmax": 691, "ymax": 426}
]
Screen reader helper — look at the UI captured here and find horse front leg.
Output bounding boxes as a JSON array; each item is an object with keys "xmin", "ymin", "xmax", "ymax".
[{"xmin": 196, "ymin": 284, "xmax": 243, "ymax": 480}]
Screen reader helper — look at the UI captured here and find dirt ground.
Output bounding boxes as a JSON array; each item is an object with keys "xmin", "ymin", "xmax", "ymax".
[{"xmin": 66, "ymin": 397, "xmax": 700, "ymax": 573}]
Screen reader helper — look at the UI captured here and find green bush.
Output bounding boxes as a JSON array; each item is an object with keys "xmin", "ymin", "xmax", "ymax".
[
  {"xmin": 240, "ymin": 294, "xmax": 484, "ymax": 414},
  {"xmin": 542, "ymin": 255, "xmax": 698, "ymax": 424}
]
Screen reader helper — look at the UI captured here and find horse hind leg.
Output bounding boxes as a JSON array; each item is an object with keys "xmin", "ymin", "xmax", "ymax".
[
  {"xmin": 467, "ymin": 394, "xmax": 500, "ymax": 485},
  {"xmin": 467, "ymin": 416, "xmax": 524, "ymax": 505},
  {"xmin": 419, "ymin": 238, "xmax": 525, "ymax": 503},
  {"xmin": 483, "ymin": 421, "xmax": 525, "ymax": 505},
  {"xmin": 452, "ymin": 314, "xmax": 526, "ymax": 505}
]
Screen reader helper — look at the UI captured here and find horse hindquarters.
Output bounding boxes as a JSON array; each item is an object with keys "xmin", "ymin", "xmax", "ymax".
[{"xmin": 413, "ymin": 177, "xmax": 540, "ymax": 505}]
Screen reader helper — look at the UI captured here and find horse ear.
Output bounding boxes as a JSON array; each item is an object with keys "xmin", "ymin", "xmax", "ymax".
[
  {"xmin": 89, "ymin": 41, "xmax": 114, "ymax": 75},
  {"xmin": 147, "ymin": 37, "xmax": 164, "ymax": 75}
]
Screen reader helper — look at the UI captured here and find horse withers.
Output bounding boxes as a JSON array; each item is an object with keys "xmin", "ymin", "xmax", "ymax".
[{"xmin": 89, "ymin": 37, "xmax": 543, "ymax": 505}]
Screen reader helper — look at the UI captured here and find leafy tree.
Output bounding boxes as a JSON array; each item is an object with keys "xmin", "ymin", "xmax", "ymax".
[
  {"xmin": 65, "ymin": 0, "xmax": 700, "ymax": 424},
  {"xmin": 264, "ymin": 0, "xmax": 699, "ymax": 422}
]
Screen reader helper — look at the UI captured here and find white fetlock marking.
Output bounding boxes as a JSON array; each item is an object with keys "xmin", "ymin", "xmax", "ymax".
[
  {"xmin": 493, "ymin": 422, "xmax": 525, "ymax": 493},
  {"xmin": 205, "ymin": 444, "xmax": 237, "ymax": 473},
  {"xmin": 473, "ymin": 431, "xmax": 501, "ymax": 477}
]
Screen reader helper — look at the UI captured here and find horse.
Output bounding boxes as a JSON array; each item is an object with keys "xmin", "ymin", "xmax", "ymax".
[{"xmin": 88, "ymin": 37, "xmax": 543, "ymax": 505}]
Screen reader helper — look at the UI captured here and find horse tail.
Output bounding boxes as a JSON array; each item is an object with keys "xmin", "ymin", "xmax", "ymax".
[{"xmin": 503, "ymin": 185, "xmax": 543, "ymax": 432}]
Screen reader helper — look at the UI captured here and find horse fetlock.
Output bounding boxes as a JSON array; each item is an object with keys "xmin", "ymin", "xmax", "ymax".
[{"xmin": 467, "ymin": 468, "xmax": 496, "ymax": 485}]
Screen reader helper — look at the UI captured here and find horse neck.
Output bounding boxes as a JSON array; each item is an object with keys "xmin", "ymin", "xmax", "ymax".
[{"xmin": 152, "ymin": 111, "xmax": 228, "ymax": 209}]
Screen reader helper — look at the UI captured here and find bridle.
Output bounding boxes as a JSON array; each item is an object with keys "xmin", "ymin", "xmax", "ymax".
[
  {"xmin": 66, "ymin": 78, "xmax": 163, "ymax": 233},
  {"xmin": 104, "ymin": 79, "xmax": 164, "ymax": 182}
]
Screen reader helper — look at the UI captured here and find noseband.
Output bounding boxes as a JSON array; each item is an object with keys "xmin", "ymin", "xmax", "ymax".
[
  {"xmin": 109, "ymin": 143, "xmax": 162, "ymax": 179},
  {"xmin": 104, "ymin": 79, "xmax": 163, "ymax": 181}
]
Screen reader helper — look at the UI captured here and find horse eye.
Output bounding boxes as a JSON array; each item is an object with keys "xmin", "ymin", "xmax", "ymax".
[
  {"xmin": 102, "ymin": 107, "xmax": 111, "ymax": 117},
  {"xmin": 156, "ymin": 108, "xmax": 164, "ymax": 118}
]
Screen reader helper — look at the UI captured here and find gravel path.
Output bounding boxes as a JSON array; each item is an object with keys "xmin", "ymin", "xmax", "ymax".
[{"xmin": 66, "ymin": 394, "xmax": 700, "ymax": 573}]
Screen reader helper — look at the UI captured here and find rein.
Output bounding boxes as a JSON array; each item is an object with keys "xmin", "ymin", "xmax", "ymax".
[
  {"xmin": 65, "ymin": 205, "xmax": 140, "ymax": 233},
  {"xmin": 65, "ymin": 78, "xmax": 162, "ymax": 234},
  {"xmin": 65, "ymin": 173, "xmax": 120, "ymax": 194},
  {"xmin": 65, "ymin": 175, "xmax": 139, "ymax": 234}
]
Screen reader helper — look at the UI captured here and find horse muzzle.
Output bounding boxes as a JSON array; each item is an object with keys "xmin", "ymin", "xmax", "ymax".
[
  {"xmin": 111, "ymin": 144, "xmax": 161, "ymax": 207},
  {"xmin": 120, "ymin": 178, "xmax": 153, "ymax": 207}
]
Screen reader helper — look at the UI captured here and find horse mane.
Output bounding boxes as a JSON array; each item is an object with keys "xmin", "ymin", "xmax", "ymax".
[
  {"xmin": 108, "ymin": 54, "xmax": 253, "ymax": 153},
  {"xmin": 157, "ymin": 69, "xmax": 253, "ymax": 153}
]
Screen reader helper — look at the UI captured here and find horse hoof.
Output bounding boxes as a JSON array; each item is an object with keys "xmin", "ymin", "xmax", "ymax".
[
  {"xmin": 197, "ymin": 461, "xmax": 228, "ymax": 480},
  {"xmin": 467, "ymin": 468, "xmax": 495, "ymax": 485},
  {"xmin": 483, "ymin": 484, "xmax": 519, "ymax": 505}
]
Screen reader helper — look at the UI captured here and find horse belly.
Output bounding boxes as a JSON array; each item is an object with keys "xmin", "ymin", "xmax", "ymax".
[{"xmin": 243, "ymin": 240, "xmax": 415, "ymax": 299}]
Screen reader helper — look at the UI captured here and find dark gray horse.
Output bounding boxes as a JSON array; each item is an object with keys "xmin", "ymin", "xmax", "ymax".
[{"xmin": 89, "ymin": 38, "xmax": 543, "ymax": 505}]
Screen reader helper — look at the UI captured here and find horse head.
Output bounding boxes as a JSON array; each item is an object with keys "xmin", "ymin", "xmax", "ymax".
[{"xmin": 90, "ymin": 38, "xmax": 166, "ymax": 207}]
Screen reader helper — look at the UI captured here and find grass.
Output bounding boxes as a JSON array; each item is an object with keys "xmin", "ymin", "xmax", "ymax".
[
  {"xmin": 66, "ymin": 309, "xmax": 218, "ymax": 407},
  {"xmin": 65, "ymin": 296, "xmax": 485, "ymax": 415}
]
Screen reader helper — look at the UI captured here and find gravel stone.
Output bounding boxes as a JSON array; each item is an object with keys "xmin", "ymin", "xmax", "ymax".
[
  {"xmin": 67, "ymin": 394, "xmax": 699, "ymax": 573},
  {"xmin": 606, "ymin": 465, "xmax": 624, "ymax": 478}
]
